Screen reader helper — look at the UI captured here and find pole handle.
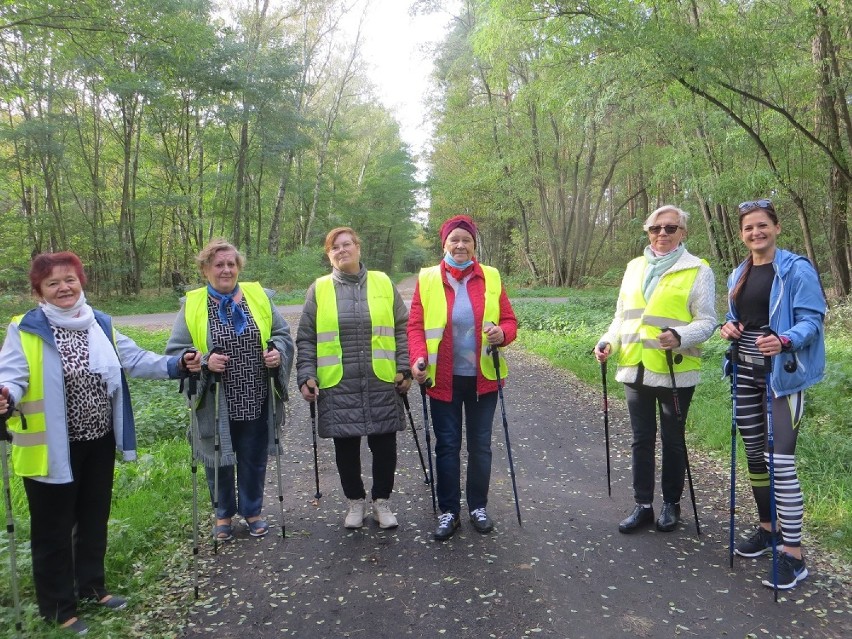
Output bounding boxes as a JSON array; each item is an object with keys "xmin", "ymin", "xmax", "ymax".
[
  {"xmin": 0, "ymin": 386, "xmax": 12, "ymax": 442},
  {"xmin": 417, "ymin": 360, "xmax": 433, "ymax": 389},
  {"xmin": 179, "ymin": 348, "xmax": 200, "ymax": 396},
  {"xmin": 266, "ymin": 340, "xmax": 280, "ymax": 369},
  {"xmin": 661, "ymin": 328, "xmax": 684, "ymax": 365},
  {"xmin": 203, "ymin": 345, "xmax": 225, "ymax": 383}
]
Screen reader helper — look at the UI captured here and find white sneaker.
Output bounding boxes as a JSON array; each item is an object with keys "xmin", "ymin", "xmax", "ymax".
[
  {"xmin": 344, "ymin": 498, "xmax": 367, "ymax": 529},
  {"xmin": 372, "ymin": 498, "xmax": 398, "ymax": 529}
]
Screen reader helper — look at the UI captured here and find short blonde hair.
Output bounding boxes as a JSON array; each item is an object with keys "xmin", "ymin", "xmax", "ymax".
[
  {"xmin": 195, "ymin": 238, "xmax": 245, "ymax": 274},
  {"xmin": 643, "ymin": 205, "xmax": 688, "ymax": 232}
]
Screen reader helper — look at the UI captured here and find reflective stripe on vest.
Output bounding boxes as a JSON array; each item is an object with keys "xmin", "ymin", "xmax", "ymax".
[
  {"xmin": 7, "ymin": 316, "xmax": 51, "ymax": 477},
  {"xmin": 418, "ymin": 264, "xmax": 507, "ymax": 381},
  {"xmin": 314, "ymin": 271, "xmax": 397, "ymax": 388},
  {"xmin": 185, "ymin": 282, "xmax": 273, "ymax": 352},
  {"xmin": 618, "ymin": 256, "xmax": 703, "ymax": 375}
]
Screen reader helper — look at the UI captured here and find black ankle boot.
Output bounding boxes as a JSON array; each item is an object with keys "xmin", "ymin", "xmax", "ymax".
[
  {"xmin": 656, "ymin": 502, "xmax": 681, "ymax": 532},
  {"xmin": 618, "ymin": 505, "xmax": 654, "ymax": 533}
]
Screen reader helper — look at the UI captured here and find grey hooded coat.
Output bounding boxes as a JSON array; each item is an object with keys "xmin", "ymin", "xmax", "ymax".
[{"xmin": 296, "ymin": 265, "xmax": 409, "ymax": 439}]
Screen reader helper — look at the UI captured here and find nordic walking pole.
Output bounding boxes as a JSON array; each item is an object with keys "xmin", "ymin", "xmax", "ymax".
[
  {"xmin": 0, "ymin": 387, "xmax": 23, "ymax": 638},
  {"xmin": 187, "ymin": 363, "xmax": 201, "ymax": 598},
  {"xmin": 762, "ymin": 326, "xmax": 779, "ymax": 602},
  {"xmin": 728, "ymin": 338, "xmax": 739, "ymax": 569},
  {"xmin": 178, "ymin": 350, "xmax": 201, "ymax": 599},
  {"xmin": 401, "ymin": 392, "xmax": 430, "ymax": 485},
  {"xmin": 596, "ymin": 342, "xmax": 612, "ymax": 497},
  {"xmin": 266, "ymin": 340, "xmax": 286, "ymax": 539},
  {"xmin": 664, "ymin": 346, "xmax": 701, "ymax": 536},
  {"xmin": 417, "ymin": 361, "xmax": 437, "ymax": 513},
  {"xmin": 306, "ymin": 380, "xmax": 322, "ymax": 500},
  {"xmin": 205, "ymin": 346, "xmax": 225, "ymax": 554},
  {"xmin": 489, "ymin": 345, "xmax": 522, "ymax": 527}
]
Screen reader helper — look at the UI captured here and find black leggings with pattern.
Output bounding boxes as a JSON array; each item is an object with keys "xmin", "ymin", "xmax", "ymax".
[{"xmin": 734, "ymin": 330, "xmax": 805, "ymax": 548}]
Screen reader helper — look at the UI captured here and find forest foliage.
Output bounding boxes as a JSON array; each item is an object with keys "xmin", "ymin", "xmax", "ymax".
[
  {"xmin": 424, "ymin": 0, "xmax": 852, "ymax": 298},
  {"xmin": 2, "ymin": 0, "xmax": 852, "ymax": 301},
  {"xmin": 0, "ymin": 0, "xmax": 423, "ymax": 297}
]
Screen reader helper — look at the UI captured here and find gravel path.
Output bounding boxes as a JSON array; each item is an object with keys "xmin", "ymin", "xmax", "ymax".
[{"xmin": 112, "ymin": 283, "xmax": 851, "ymax": 639}]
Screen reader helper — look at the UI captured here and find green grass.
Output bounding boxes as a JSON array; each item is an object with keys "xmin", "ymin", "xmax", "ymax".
[{"xmin": 512, "ymin": 290, "xmax": 852, "ymax": 561}]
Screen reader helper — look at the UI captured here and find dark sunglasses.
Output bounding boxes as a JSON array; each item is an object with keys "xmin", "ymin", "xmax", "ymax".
[
  {"xmin": 738, "ymin": 199, "xmax": 775, "ymax": 215},
  {"xmin": 647, "ymin": 224, "xmax": 682, "ymax": 235}
]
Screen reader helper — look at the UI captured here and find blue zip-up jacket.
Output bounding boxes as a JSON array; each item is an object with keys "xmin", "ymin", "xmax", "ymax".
[
  {"xmin": 725, "ymin": 248, "xmax": 826, "ymax": 397},
  {"xmin": 0, "ymin": 307, "xmax": 180, "ymax": 483}
]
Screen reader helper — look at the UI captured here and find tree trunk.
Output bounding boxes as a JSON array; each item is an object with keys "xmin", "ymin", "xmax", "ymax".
[{"xmin": 814, "ymin": 3, "xmax": 851, "ymax": 295}]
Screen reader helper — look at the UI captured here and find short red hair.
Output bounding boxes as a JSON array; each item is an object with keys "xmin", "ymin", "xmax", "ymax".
[
  {"xmin": 323, "ymin": 227, "xmax": 361, "ymax": 254},
  {"xmin": 29, "ymin": 252, "xmax": 87, "ymax": 295}
]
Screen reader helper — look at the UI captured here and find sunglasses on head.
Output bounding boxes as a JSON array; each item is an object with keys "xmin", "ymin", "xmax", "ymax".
[
  {"xmin": 647, "ymin": 224, "xmax": 682, "ymax": 235},
  {"xmin": 738, "ymin": 198, "xmax": 775, "ymax": 215}
]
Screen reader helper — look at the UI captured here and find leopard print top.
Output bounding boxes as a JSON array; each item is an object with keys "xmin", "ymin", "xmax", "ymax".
[{"xmin": 52, "ymin": 326, "xmax": 112, "ymax": 441}]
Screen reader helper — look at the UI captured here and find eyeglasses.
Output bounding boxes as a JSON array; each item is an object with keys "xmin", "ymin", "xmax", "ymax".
[
  {"xmin": 738, "ymin": 199, "xmax": 775, "ymax": 215},
  {"xmin": 330, "ymin": 241, "xmax": 356, "ymax": 253},
  {"xmin": 647, "ymin": 224, "xmax": 682, "ymax": 235}
]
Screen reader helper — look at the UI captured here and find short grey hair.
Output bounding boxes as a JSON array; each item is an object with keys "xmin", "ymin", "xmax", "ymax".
[{"xmin": 643, "ymin": 205, "xmax": 688, "ymax": 232}]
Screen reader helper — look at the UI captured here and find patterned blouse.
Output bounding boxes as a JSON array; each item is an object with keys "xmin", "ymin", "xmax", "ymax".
[
  {"xmin": 52, "ymin": 326, "xmax": 112, "ymax": 441},
  {"xmin": 207, "ymin": 295, "xmax": 267, "ymax": 421}
]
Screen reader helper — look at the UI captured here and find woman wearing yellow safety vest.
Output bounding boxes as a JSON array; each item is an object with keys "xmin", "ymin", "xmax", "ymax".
[
  {"xmin": 296, "ymin": 227, "xmax": 411, "ymax": 530},
  {"xmin": 0, "ymin": 252, "xmax": 200, "ymax": 635},
  {"xmin": 167, "ymin": 239, "xmax": 294, "ymax": 543},
  {"xmin": 409, "ymin": 215, "xmax": 518, "ymax": 541},
  {"xmin": 594, "ymin": 205, "xmax": 716, "ymax": 535}
]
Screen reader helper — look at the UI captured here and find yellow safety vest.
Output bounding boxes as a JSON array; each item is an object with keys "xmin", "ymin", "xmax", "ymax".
[
  {"xmin": 618, "ymin": 257, "xmax": 704, "ymax": 374},
  {"xmin": 6, "ymin": 314, "xmax": 122, "ymax": 477},
  {"xmin": 314, "ymin": 271, "xmax": 397, "ymax": 388},
  {"xmin": 6, "ymin": 318, "xmax": 49, "ymax": 476},
  {"xmin": 419, "ymin": 264, "xmax": 506, "ymax": 381},
  {"xmin": 185, "ymin": 282, "xmax": 273, "ymax": 351}
]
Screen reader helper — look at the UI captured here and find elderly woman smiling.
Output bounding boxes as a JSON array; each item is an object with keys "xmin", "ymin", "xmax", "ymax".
[
  {"xmin": 167, "ymin": 238, "xmax": 294, "ymax": 543},
  {"xmin": 594, "ymin": 205, "xmax": 716, "ymax": 535},
  {"xmin": 0, "ymin": 251, "xmax": 199, "ymax": 635}
]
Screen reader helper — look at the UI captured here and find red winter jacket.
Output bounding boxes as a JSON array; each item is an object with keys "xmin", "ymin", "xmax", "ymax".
[{"xmin": 407, "ymin": 261, "xmax": 518, "ymax": 402}]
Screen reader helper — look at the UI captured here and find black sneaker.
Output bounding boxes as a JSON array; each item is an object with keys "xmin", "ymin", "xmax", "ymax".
[
  {"xmin": 434, "ymin": 512, "xmax": 460, "ymax": 541},
  {"xmin": 735, "ymin": 526, "xmax": 781, "ymax": 558},
  {"xmin": 762, "ymin": 552, "xmax": 808, "ymax": 590},
  {"xmin": 469, "ymin": 507, "xmax": 494, "ymax": 533}
]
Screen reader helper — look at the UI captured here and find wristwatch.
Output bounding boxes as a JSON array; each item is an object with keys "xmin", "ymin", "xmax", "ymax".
[{"xmin": 779, "ymin": 335, "xmax": 793, "ymax": 352}]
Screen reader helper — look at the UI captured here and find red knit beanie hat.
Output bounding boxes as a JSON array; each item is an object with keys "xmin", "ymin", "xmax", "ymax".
[{"xmin": 439, "ymin": 215, "xmax": 478, "ymax": 246}]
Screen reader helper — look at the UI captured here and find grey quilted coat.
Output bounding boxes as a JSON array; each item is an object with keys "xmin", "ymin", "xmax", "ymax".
[{"xmin": 296, "ymin": 264, "xmax": 409, "ymax": 438}]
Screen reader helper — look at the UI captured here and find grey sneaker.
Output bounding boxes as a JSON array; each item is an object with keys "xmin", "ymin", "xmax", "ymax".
[
  {"xmin": 61, "ymin": 618, "xmax": 89, "ymax": 635},
  {"xmin": 372, "ymin": 499, "xmax": 398, "ymax": 529},
  {"xmin": 344, "ymin": 498, "xmax": 366, "ymax": 529},
  {"xmin": 763, "ymin": 552, "xmax": 808, "ymax": 589},
  {"xmin": 735, "ymin": 526, "xmax": 781, "ymax": 558}
]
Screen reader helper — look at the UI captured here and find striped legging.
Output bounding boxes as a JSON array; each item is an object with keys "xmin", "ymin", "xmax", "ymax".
[{"xmin": 734, "ymin": 330, "xmax": 805, "ymax": 547}]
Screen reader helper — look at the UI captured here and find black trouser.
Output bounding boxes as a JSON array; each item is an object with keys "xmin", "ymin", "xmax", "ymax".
[
  {"xmin": 624, "ymin": 382, "xmax": 694, "ymax": 505},
  {"xmin": 23, "ymin": 433, "xmax": 116, "ymax": 623},
  {"xmin": 333, "ymin": 432, "xmax": 397, "ymax": 501}
]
